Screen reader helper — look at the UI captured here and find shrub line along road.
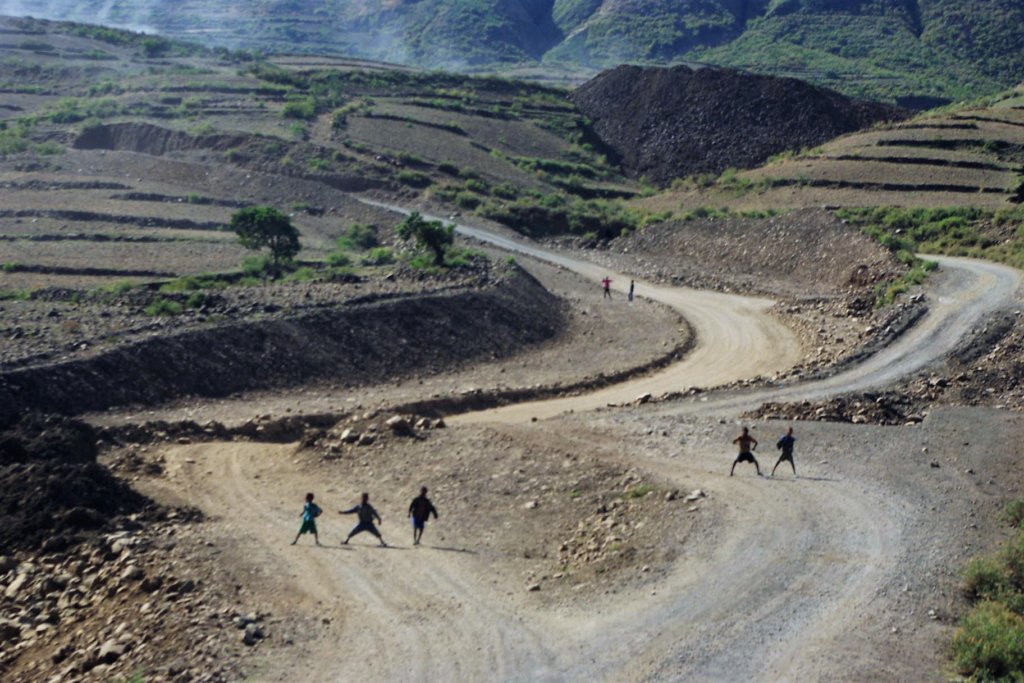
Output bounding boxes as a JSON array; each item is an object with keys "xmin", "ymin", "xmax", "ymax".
[{"xmin": 163, "ymin": 201, "xmax": 1021, "ymax": 681}]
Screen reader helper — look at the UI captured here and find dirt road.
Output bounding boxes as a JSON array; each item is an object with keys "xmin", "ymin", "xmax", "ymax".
[
  {"xmin": 362, "ymin": 199, "xmax": 802, "ymax": 422},
  {"xmin": 152, "ymin": 217, "xmax": 1021, "ymax": 681}
]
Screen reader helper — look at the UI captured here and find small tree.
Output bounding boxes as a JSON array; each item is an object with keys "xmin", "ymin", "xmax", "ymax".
[
  {"xmin": 395, "ymin": 212, "xmax": 453, "ymax": 267},
  {"xmin": 230, "ymin": 206, "xmax": 301, "ymax": 270}
]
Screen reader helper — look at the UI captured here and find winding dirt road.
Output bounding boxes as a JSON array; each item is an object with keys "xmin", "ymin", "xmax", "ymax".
[{"xmin": 157, "ymin": 215, "xmax": 1021, "ymax": 682}]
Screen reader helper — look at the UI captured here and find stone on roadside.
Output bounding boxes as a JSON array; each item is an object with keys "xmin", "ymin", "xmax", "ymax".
[
  {"xmin": 97, "ymin": 639, "xmax": 126, "ymax": 664},
  {"xmin": 242, "ymin": 623, "xmax": 264, "ymax": 646},
  {"xmin": 0, "ymin": 618, "xmax": 22, "ymax": 643},
  {"xmin": 4, "ymin": 572, "xmax": 30, "ymax": 599}
]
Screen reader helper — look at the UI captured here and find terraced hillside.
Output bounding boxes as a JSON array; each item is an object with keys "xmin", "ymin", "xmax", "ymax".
[
  {"xmin": 0, "ymin": 16, "xmax": 636, "ymax": 298},
  {"xmin": 639, "ymin": 85, "xmax": 1024, "ymax": 213}
]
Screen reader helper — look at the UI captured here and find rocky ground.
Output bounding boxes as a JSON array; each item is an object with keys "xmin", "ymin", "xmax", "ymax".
[
  {"xmin": 0, "ymin": 415, "xmax": 257, "ymax": 683},
  {"xmin": 749, "ymin": 306, "xmax": 1024, "ymax": 424}
]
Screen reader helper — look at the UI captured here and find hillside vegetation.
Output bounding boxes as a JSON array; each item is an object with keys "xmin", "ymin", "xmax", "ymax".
[{"xmin": 5, "ymin": 0, "xmax": 1024, "ymax": 103}]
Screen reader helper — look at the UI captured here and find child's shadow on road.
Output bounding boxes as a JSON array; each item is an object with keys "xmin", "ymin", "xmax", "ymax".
[{"xmin": 427, "ymin": 546, "xmax": 477, "ymax": 555}]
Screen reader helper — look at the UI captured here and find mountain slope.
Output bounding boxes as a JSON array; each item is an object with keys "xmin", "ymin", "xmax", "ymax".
[{"xmin": 3, "ymin": 0, "xmax": 1024, "ymax": 102}]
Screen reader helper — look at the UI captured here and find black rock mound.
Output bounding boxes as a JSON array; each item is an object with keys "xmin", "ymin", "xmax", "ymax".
[
  {"xmin": 571, "ymin": 65, "xmax": 909, "ymax": 186},
  {"xmin": 0, "ymin": 414, "xmax": 151, "ymax": 554}
]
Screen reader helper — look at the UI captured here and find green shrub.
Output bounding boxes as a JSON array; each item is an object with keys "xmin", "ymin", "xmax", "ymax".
[
  {"xmin": 454, "ymin": 192, "xmax": 482, "ymax": 209},
  {"xmin": 337, "ymin": 223, "xmax": 379, "ymax": 251},
  {"xmin": 1004, "ymin": 498, "xmax": 1024, "ymax": 528},
  {"xmin": 242, "ymin": 254, "xmax": 275, "ymax": 276},
  {"xmin": 437, "ymin": 161, "xmax": 460, "ymax": 175},
  {"xmin": 103, "ymin": 280, "xmax": 138, "ymax": 295},
  {"xmin": 397, "ymin": 170, "xmax": 432, "ymax": 188},
  {"xmin": 328, "ymin": 251, "xmax": 352, "ymax": 267},
  {"xmin": 185, "ymin": 292, "xmax": 209, "ymax": 308},
  {"xmin": 282, "ymin": 97, "xmax": 317, "ymax": 120},
  {"xmin": 284, "ymin": 267, "xmax": 317, "ymax": 282},
  {"xmin": 951, "ymin": 601, "xmax": 1024, "ymax": 679},
  {"xmin": 964, "ymin": 556, "xmax": 1011, "ymax": 602},
  {"xmin": 145, "ymin": 299, "xmax": 183, "ymax": 316},
  {"xmin": 362, "ymin": 247, "xmax": 395, "ymax": 266}
]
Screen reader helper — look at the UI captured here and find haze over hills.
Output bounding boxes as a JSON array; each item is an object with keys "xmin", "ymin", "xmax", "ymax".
[{"xmin": 3, "ymin": 0, "xmax": 1024, "ymax": 103}]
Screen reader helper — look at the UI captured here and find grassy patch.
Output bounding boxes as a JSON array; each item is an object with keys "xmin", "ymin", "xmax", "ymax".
[
  {"xmin": 159, "ymin": 274, "xmax": 229, "ymax": 293},
  {"xmin": 835, "ymin": 206, "xmax": 1024, "ymax": 304},
  {"xmin": 1004, "ymin": 498, "xmax": 1024, "ymax": 529},
  {"xmin": 626, "ymin": 484, "xmax": 655, "ymax": 499},
  {"xmin": 145, "ymin": 298, "xmax": 184, "ymax": 316},
  {"xmin": 953, "ymin": 499, "xmax": 1024, "ymax": 679},
  {"xmin": 362, "ymin": 247, "xmax": 395, "ymax": 266}
]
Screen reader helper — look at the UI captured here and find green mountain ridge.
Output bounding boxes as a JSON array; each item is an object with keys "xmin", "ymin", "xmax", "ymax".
[{"xmin": 4, "ymin": 0, "xmax": 1023, "ymax": 102}]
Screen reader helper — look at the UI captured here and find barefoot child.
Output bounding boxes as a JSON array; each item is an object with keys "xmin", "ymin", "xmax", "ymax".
[
  {"xmin": 291, "ymin": 492, "xmax": 322, "ymax": 546},
  {"xmin": 730, "ymin": 426, "xmax": 762, "ymax": 477},
  {"xmin": 408, "ymin": 486, "xmax": 439, "ymax": 546}
]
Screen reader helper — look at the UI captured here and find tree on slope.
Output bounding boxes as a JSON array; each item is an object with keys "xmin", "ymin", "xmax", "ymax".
[
  {"xmin": 396, "ymin": 212, "xmax": 454, "ymax": 267},
  {"xmin": 230, "ymin": 206, "xmax": 301, "ymax": 270}
]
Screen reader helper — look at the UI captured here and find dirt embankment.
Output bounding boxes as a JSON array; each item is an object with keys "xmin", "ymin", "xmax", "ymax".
[
  {"xmin": 597, "ymin": 208, "xmax": 903, "ymax": 298},
  {"xmin": 0, "ymin": 267, "xmax": 565, "ymax": 427},
  {"xmin": 571, "ymin": 65, "xmax": 908, "ymax": 185},
  {"xmin": 73, "ymin": 122, "xmax": 388, "ymax": 192},
  {"xmin": 0, "ymin": 414, "xmax": 153, "ymax": 555}
]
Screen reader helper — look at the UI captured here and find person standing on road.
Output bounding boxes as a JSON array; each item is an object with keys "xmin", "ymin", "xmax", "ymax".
[
  {"xmin": 340, "ymin": 492, "xmax": 388, "ymax": 547},
  {"xmin": 408, "ymin": 486, "xmax": 439, "ymax": 546},
  {"xmin": 602, "ymin": 276, "xmax": 613, "ymax": 299},
  {"xmin": 291, "ymin": 492, "xmax": 322, "ymax": 546},
  {"xmin": 628, "ymin": 279, "xmax": 635, "ymax": 302},
  {"xmin": 730, "ymin": 426, "xmax": 762, "ymax": 477},
  {"xmin": 771, "ymin": 427, "xmax": 797, "ymax": 477}
]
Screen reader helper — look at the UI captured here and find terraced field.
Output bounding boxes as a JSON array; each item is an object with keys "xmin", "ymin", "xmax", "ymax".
[
  {"xmin": 641, "ymin": 86, "xmax": 1024, "ymax": 213},
  {"xmin": 0, "ymin": 17, "xmax": 633, "ymax": 298}
]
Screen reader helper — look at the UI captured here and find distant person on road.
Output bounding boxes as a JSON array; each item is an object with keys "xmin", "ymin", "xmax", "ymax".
[
  {"xmin": 771, "ymin": 427, "xmax": 797, "ymax": 477},
  {"xmin": 340, "ymin": 492, "xmax": 387, "ymax": 547},
  {"xmin": 291, "ymin": 492, "xmax": 322, "ymax": 546},
  {"xmin": 408, "ymin": 486, "xmax": 439, "ymax": 546},
  {"xmin": 730, "ymin": 426, "xmax": 762, "ymax": 477},
  {"xmin": 602, "ymin": 276, "xmax": 613, "ymax": 299},
  {"xmin": 628, "ymin": 279, "xmax": 635, "ymax": 302}
]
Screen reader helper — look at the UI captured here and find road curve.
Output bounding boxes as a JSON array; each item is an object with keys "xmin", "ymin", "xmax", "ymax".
[
  {"xmin": 358, "ymin": 199, "xmax": 801, "ymax": 422},
  {"xmin": 360, "ymin": 201, "xmax": 1021, "ymax": 423}
]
